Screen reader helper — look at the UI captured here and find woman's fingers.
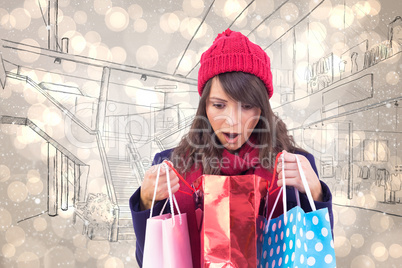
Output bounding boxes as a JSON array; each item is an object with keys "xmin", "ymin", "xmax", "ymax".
[
  {"xmin": 276, "ymin": 151, "xmax": 323, "ymax": 201},
  {"xmin": 277, "ymin": 151, "xmax": 307, "ymax": 169},
  {"xmin": 277, "ymin": 169, "xmax": 300, "ymax": 180},
  {"xmin": 277, "ymin": 177, "xmax": 296, "ymax": 187},
  {"xmin": 277, "ymin": 175, "xmax": 303, "ymax": 192},
  {"xmin": 140, "ymin": 162, "xmax": 180, "ymax": 210}
]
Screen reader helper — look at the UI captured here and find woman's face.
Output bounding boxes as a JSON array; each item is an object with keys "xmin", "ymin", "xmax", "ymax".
[{"xmin": 206, "ymin": 77, "xmax": 261, "ymax": 152}]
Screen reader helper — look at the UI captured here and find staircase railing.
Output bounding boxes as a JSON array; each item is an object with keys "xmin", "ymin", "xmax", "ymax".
[
  {"xmin": 126, "ymin": 133, "xmax": 146, "ymax": 184},
  {"xmin": 3, "ymin": 71, "xmax": 119, "ymax": 242}
]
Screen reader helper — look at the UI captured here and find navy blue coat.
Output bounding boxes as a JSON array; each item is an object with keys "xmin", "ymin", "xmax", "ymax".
[{"xmin": 130, "ymin": 149, "xmax": 333, "ymax": 267}]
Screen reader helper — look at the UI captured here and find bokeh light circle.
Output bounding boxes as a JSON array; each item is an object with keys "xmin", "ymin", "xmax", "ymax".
[
  {"xmin": 160, "ymin": 13, "xmax": 180, "ymax": 33},
  {"xmin": 6, "ymin": 226, "xmax": 26, "ymax": 247},
  {"xmin": 128, "ymin": 4, "xmax": 143, "ymax": 20},
  {"xmin": 136, "ymin": 45, "xmax": 158, "ymax": 68},
  {"xmin": 44, "ymin": 246, "xmax": 75, "ymax": 267},
  {"xmin": 2, "ymin": 243, "xmax": 16, "ymax": 258},
  {"xmin": 0, "ymin": 207, "xmax": 12, "ymax": 230},
  {"xmin": 0, "ymin": 165, "xmax": 11, "ymax": 182},
  {"xmin": 94, "ymin": 0, "xmax": 112, "ymax": 15},
  {"xmin": 17, "ymin": 39, "xmax": 40, "ymax": 63},
  {"xmin": 351, "ymin": 255, "xmax": 375, "ymax": 268},
  {"xmin": 389, "ymin": 244, "xmax": 402, "ymax": 258},
  {"xmin": 371, "ymin": 242, "xmax": 389, "ymax": 262},
  {"xmin": 87, "ymin": 240, "xmax": 110, "ymax": 259},
  {"xmin": 133, "ymin": 18, "xmax": 147, "ymax": 33},
  {"xmin": 385, "ymin": 71, "xmax": 399, "ymax": 85},
  {"xmin": 9, "ymin": 8, "xmax": 31, "ymax": 30},
  {"xmin": 105, "ymin": 7, "xmax": 129, "ymax": 32},
  {"xmin": 350, "ymin": 233, "xmax": 364, "ymax": 248},
  {"xmin": 8, "ymin": 181, "xmax": 29, "ymax": 203},
  {"xmin": 33, "ymin": 218, "xmax": 47, "ymax": 232},
  {"xmin": 16, "ymin": 251, "xmax": 40, "ymax": 268}
]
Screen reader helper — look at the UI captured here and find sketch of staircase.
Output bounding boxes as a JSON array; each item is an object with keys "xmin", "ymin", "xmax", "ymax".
[{"xmin": 108, "ymin": 156, "xmax": 139, "ymax": 240}]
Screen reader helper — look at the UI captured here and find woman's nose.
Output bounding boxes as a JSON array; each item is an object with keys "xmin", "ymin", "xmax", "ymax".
[{"xmin": 225, "ymin": 105, "xmax": 240, "ymax": 126}]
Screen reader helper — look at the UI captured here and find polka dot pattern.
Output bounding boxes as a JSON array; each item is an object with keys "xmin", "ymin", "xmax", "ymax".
[{"xmin": 257, "ymin": 206, "xmax": 336, "ymax": 267}]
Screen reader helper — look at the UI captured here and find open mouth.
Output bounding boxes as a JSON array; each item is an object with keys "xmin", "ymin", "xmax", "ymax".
[{"xmin": 223, "ymin": 132, "xmax": 239, "ymax": 143}]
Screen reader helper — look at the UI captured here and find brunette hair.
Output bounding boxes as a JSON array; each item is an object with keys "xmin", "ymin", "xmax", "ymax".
[{"xmin": 171, "ymin": 72, "xmax": 305, "ymax": 175}]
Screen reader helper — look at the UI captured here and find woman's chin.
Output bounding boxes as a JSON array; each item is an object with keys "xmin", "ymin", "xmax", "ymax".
[{"xmin": 223, "ymin": 143, "xmax": 242, "ymax": 153}]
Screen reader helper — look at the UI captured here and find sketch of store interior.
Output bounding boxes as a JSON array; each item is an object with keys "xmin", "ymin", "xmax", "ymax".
[
  {"xmin": 0, "ymin": 0, "xmax": 401, "ymax": 267},
  {"xmin": 267, "ymin": 12, "xmax": 402, "ymax": 211}
]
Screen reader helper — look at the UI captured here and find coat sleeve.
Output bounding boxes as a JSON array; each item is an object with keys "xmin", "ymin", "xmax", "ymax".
[
  {"xmin": 286, "ymin": 152, "xmax": 334, "ymax": 233},
  {"xmin": 129, "ymin": 150, "xmax": 173, "ymax": 267}
]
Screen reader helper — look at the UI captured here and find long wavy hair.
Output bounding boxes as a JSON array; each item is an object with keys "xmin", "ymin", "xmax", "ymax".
[{"xmin": 171, "ymin": 72, "xmax": 305, "ymax": 175}]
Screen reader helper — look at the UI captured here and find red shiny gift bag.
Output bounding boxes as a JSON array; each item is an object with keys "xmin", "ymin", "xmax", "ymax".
[{"xmin": 192, "ymin": 175, "xmax": 267, "ymax": 268}]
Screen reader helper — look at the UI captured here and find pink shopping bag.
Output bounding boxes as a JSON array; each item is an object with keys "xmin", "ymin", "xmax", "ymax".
[{"xmin": 143, "ymin": 162, "xmax": 193, "ymax": 268}]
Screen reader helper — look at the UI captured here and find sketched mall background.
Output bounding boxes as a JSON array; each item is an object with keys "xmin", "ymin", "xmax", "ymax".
[{"xmin": 0, "ymin": 0, "xmax": 401, "ymax": 267}]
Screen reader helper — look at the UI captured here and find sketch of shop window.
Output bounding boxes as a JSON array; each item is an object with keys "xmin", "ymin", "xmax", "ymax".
[
  {"xmin": 350, "ymin": 52, "xmax": 359, "ymax": 73},
  {"xmin": 333, "ymin": 165, "xmax": 346, "ymax": 196},
  {"xmin": 389, "ymin": 16, "xmax": 402, "ymax": 52},
  {"xmin": 360, "ymin": 166, "xmax": 370, "ymax": 180},
  {"xmin": 339, "ymin": 40, "xmax": 368, "ymax": 80},
  {"xmin": 280, "ymin": 87, "xmax": 295, "ymax": 104},
  {"xmin": 377, "ymin": 140, "xmax": 389, "ymax": 162},
  {"xmin": 389, "ymin": 173, "xmax": 402, "ymax": 204},
  {"xmin": 395, "ymin": 165, "xmax": 402, "ymax": 172},
  {"xmin": 340, "ymin": 163, "xmax": 363, "ymax": 197},
  {"xmin": 363, "ymin": 139, "xmax": 388, "ymax": 162},
  {"xmin": 363, "ymin": 42, "xmax": 392, "ymax": 68},
  {"xmin": 338, "ymin": 60, "xmax": 347, "ymax": 80},
  {"xmin": 369, "ymin": 165, "xmax": 377, "ymax": 181},
  {"xmin": 376, "ymin": 168, "xmax": 390, "ymax": 203},
  {"xmin": 306, "ymin": 53, "xmax": 333, "ymax": 93},
  {"xmin": 362, "ymin": 19, "xmax": 396, "ymax": 69},
  {"xmin": 273, "ymin": 68, "xmax": 294, "ymax": 102},
  {"xmin": 321, "ymin": 155, "xmax": 334, "ymax": 178}
]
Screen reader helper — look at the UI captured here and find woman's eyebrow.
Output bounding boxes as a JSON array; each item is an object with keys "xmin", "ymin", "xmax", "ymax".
[{"xmin": 208, "ymin": 97, "xmax": 227, "ymax": 102}]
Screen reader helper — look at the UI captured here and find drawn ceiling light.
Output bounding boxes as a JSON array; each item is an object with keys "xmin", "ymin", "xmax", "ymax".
[
  {"xmin": 54, "ymin": 57, "xmax": 61, "ymax": 64},
  {"xmin": 140, "ymin": 74, "xmax": 147, "ymax": 81}
]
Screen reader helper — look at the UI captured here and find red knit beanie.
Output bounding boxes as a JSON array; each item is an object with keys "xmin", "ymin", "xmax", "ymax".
[{"xmin": 198, "ymin": 28, "xmax": 273, "ymax": 98}]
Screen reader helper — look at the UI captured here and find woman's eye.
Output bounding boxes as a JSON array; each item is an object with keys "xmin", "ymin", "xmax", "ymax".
[
  {"xmin": 242, "ymin": 104, "xmax": 253, "ymax": 110},
  {"xmin": 213, "ymin": 103, "xmax": 225, "ymax": 109}
]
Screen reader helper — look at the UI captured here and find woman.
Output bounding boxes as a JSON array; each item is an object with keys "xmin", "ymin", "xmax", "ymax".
[{"xmin": 130, "ymin": 29, "xmax": 333, "ymax": 268}]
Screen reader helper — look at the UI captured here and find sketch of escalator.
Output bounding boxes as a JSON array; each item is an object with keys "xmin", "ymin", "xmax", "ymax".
[{"xmin": 106, "ymin": 155, "xmax": 138, "ymax": 241}]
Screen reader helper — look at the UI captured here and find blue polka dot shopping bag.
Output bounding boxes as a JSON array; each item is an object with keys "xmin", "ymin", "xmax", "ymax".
[{"xmin": 257, "ymin": 154, "xmax": 336, "ymax": 268}]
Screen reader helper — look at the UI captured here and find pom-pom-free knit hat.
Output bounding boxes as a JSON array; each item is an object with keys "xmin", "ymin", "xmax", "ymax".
[{"xmin": 198, "ymin": 28, "xmax": 273, "ymax": 98}]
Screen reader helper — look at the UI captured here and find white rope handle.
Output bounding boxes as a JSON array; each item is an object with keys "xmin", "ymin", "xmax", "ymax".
[
  {"xmin": 267, "ymin": 155, "xmax": 287, "ymax": 225},
  {"xmin": 281, "ymin": 155, "xmax": 288, "ymax": 224},
  {"xmin": 149, "ymin": 162, "xmax": 183, "ymax": 226},
  {"xmin": 267, "ymin": 187, "xmax": 283, "ymax": 225},
  {"xmin": 149, "ymin": 163, "xmax": 162, "ymax": 218},
  {"xmin": 295, "ymin": 155, "xmax": 316, "ymax": 211},
  {"xmin": 267, "ymin": 153, "xmax": 316, "ymax": 226}
]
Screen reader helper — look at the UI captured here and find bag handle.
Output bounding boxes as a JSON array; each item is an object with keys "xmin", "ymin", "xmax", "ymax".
[
  {"xmin": 164, "ymin": 161, "xmax": 196, "ymax": 196},
  {"xmin": 267, "ymin": 154, "xmax": 316, "ymax": 226},
  {"xmin": 149, "ymin": 161, "xmax": 183, "ymax": 226},
  {"xmin": 295, "ymin": 155, "xmax": 316, "ymax": 211}
]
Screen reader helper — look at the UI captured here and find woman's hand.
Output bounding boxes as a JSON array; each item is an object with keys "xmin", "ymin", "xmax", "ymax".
[
  {"xmin": 140, "ymin": 161, "xmax": 180, "ymax": 211},
  {"xmin": 276, "ymin": 151, "xmax": 323, "ymax": 202}
]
